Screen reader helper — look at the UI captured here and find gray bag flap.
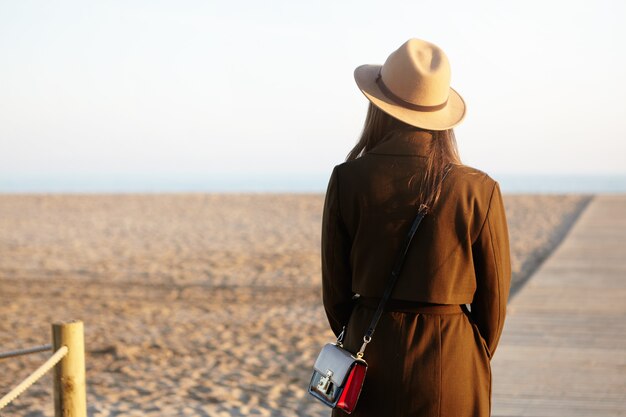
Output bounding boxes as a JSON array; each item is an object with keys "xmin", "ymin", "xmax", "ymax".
[{"xmin": 313, "ymin": 343, "xmax": 356, "ymax": 387}]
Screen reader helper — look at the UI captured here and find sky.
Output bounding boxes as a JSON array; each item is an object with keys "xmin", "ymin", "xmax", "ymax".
[{"xmin": 1, "ymin": 0, "xmax": 625, "ymax": 191}]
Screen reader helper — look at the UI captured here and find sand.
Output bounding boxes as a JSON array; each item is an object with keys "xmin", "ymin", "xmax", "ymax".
[{"xmin": 0, "ymin": 193, "xmax": 591, "ymax": 417}]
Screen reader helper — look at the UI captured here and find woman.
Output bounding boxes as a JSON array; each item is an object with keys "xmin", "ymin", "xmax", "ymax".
[{"xmin": 321, "ymin": 38, "xmax": 511, "ymax": 417}]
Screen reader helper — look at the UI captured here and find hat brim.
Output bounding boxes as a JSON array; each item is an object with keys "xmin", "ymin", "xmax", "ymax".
[{"xmin": 354, "ymin": 64, "xmax": 466, "ymax": 131}]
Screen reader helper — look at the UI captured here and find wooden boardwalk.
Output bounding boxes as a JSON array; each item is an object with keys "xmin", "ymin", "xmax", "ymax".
[{"xmin": 491, "ymin": 195, "xmax": 626, "ymax": 417}]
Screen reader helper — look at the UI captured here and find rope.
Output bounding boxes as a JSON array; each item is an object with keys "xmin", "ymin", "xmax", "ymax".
[
  {"xmin": 0, "ymin": 344, "xmax": 52, "ymax": 360},
  {"xmin": 0, "ymin": 346, "xmax": 68, "ymax": 410}
]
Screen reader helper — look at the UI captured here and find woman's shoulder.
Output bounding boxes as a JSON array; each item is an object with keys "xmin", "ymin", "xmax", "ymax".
[
  {"xmin": 448, "ymin": 163, "xmax": 497, "ymax": 187},
  {"xmin": 444, "ymin": 163, "xmax": 500, "ymax": 207}
]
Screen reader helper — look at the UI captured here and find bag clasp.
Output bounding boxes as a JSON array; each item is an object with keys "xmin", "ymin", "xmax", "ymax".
[{"xmin": 317, "ymin": 369, "xmax": 334, "ymax": 393}]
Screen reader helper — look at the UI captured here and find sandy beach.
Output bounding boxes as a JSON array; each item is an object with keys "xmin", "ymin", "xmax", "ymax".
[{"xmin": 0, "ymin": 193, "xmax": 591, "ymax": 417}]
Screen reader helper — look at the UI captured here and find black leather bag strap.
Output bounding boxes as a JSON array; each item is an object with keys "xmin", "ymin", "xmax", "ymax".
[{"xmin": 353, "ymin": 164, "xmax": 453, "ymax": 358}]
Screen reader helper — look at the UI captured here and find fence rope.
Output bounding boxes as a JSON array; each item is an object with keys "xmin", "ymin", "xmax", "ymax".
[
  {"xmin": 0, "ymin": 344, "xmax": 52, "ymax": 360},
  {"xmin": 0, "ymin": 346, "xmax": 68, "ymax": 410}
]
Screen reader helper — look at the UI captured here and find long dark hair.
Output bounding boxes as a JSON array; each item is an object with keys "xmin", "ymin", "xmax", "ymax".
[{"xmin": 347, "ymin": 103, "xmax": 461, "ymax": 212}]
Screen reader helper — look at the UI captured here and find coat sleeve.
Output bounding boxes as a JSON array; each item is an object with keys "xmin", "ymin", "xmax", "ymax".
[
  {"xmin": 470, "ymin": 181, "xmax": 512, "ymax": 359},
  {"xmin": 321, "ymin": 165, "xmax": 355, "ymax": 338}
]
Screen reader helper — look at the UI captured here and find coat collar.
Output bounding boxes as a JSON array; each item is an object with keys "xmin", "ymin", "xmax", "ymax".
[{"xmin": 366, "ymin": 130, "xmax": 433, "ymax": 157}]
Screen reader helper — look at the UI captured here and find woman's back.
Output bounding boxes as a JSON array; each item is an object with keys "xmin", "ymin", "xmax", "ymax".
[{"xmin": 328, "ymin": 130, "xmax": 507, "ymax": 304}]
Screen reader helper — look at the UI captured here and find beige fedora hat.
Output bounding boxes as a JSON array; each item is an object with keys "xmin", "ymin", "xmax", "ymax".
[{"xmin": 354, "ymin": 38, "xmax": 466, "ymax": 131}]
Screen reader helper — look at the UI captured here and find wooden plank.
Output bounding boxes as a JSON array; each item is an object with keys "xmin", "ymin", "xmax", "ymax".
[{"xmin": 491, "ymin": 195, "xmax": 626, "ymax": 417}]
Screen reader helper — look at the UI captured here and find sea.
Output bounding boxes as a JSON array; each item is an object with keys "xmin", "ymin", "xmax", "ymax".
[{"xmin": 1, "ymin": 173, "xmax": 626, "ymax": 194}]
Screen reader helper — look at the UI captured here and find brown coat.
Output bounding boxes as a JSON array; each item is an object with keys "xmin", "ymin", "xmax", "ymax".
[{"xmin": 321, "ymin": 131, "xmax": 511, "ymax": 416}]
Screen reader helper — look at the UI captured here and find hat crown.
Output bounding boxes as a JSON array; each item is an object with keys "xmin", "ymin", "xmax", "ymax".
[{"xmin": 380, "ymin": 39, "xmax": 451, "ymax": 107}]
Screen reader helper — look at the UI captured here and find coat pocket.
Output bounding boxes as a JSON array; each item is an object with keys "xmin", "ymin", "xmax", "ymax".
[
  {"xmin": 475, "ymin": 326, "xmax": 491, "ymax": 360},
  {"xmin": 463, "ymin": 309, "xmax": 492, "ymax": 361}
]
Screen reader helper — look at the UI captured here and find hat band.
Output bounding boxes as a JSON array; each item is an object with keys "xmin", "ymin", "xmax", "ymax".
[{"xmin": 376, "ymin": 72, "xmax": 448, "ymax": 112}]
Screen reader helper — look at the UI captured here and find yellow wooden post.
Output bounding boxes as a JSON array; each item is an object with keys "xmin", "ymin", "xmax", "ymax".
[{"xmin": 52, "ymin": 320, "xmax": 87, "ymax": 417}]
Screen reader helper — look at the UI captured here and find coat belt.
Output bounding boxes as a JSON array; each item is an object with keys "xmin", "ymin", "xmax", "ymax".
[{"xmin": 356, "ymin": 296, "xmax": 464, "ymax": 314}]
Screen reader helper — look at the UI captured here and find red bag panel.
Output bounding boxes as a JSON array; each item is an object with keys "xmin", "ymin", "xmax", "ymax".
[{"xmin": 337, "ymin": 363, "xmax": 367, "ymax": 413}]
